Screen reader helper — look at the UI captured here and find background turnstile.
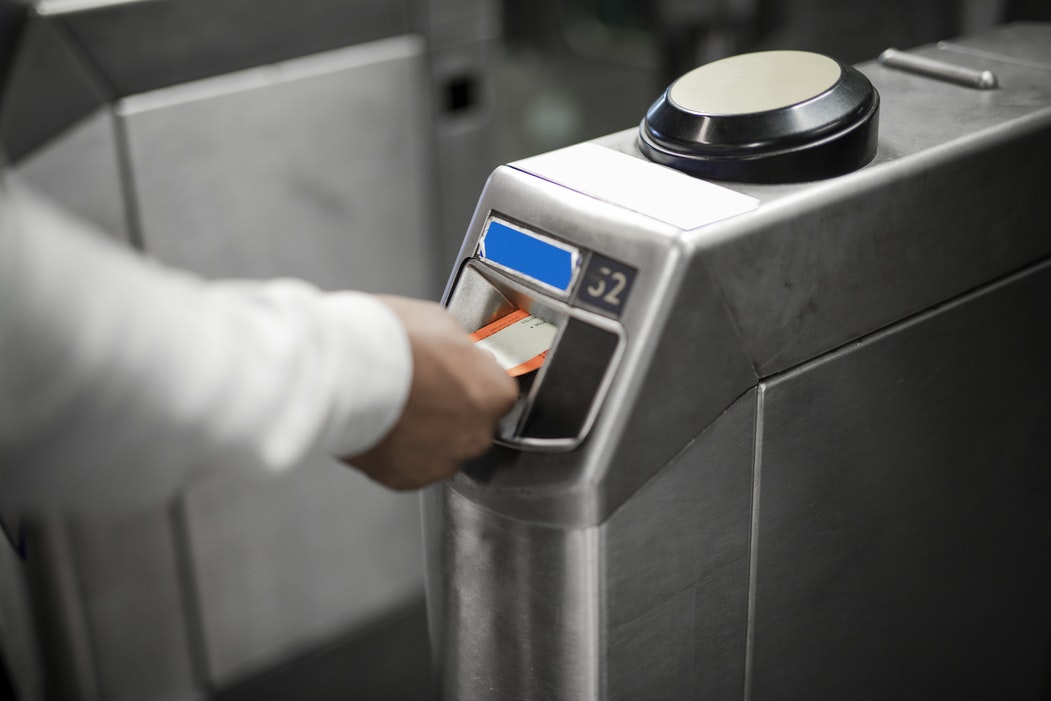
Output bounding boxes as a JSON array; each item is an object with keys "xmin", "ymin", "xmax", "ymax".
[
  {"xmin": 427, "ymin": 22, "xmax": 1051, "ymax": 700},
  {"xmin": 0, "ymin": 1, "xmax": 497, "ymax": 699}
]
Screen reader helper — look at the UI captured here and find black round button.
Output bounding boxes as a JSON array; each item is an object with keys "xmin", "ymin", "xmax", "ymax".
[{"xmin": 638, "ymin": 50, "xmax": 879, "ymax": 183}]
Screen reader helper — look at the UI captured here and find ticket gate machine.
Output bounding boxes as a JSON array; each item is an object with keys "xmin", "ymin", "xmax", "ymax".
[{"xmin": 426, "ymin": 23, "xmax": 1051, "ymax": 700}]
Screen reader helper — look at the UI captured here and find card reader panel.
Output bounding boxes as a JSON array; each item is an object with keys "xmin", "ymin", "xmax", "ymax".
[
  {"xmin": 520, "ymin": 317, "xmax": 620, "ymax": 440},
  {"xmin": 447, "ymin": 231, "xmax": 625, "ymax": 452}
]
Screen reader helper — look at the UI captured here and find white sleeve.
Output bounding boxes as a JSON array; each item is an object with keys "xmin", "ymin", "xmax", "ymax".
[{"xmin": 0, "ymin": 183, "xmax": 413, "ymax": 514}]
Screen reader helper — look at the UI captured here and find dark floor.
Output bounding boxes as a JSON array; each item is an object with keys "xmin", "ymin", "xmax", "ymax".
[{"xmin": 215, "ymin": 602, "xmax": 433, "ymax": 701}]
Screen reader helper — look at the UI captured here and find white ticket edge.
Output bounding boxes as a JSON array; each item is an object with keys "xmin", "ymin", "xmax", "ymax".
[
  {"xmin": 475, "ymin": 314, "xmax": 557, "ymax": 373},
  {"xmin": 512, "ymin": 142, "xmax": 759, "ymax": 231}
]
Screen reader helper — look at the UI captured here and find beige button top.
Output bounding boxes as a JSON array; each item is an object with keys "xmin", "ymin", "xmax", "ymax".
[{"xmin": 669, "ymin": 50, "xmax": 842, "ymax": 115}]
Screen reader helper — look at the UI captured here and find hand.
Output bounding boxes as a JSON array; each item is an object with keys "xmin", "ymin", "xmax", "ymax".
[{"xmin": 344, "ymin": 295, "xmax": 518, "ymax": 490}]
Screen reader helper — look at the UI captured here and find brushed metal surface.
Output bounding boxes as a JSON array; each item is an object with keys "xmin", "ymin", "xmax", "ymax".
[
  {"xmin": 10, "ymin": 109, "xmax": 131, "ymax": 243},
  {"xmin": 0, "ymin": 530, "xmax": 41, "ymax": 701},
  {"xmin": 121, "ymin": 36, "xmax": 437, "ymax": 296},
  {"xmin": 427, "ymin": 487, "xmax": 603, "ymax": 699},
  {"xmin": 428, "ymin": 34, "xmax": 500, "ymax": 270},
  {"xmin": 591, "ymin": 24, "xmax": 1051, "ymax": 381},
  {"xmin": 444, "ymin": 24, "xmax": 1051, "ymax": 529},
  {"xmin": 702, "ymin": 104, "xmax": 1051, "ymax": 377},
  {"xmin": 428, "ymin": 22, "xmax": 1051, "ymax": 701},
  {"xmin": 22, "ymin": 518, "xmax": 101, "ymax": 701},
  {"xmin": 23, "ymin": 512, "xmax": 202, "ymax": 701},
  {"xmin": 750, "ymin": 259, "xmax": 1051, "ymax": 700},
  {"xmin": 432, "ymin": 258, "xmax": 1051, "ymax": 700},
  {"xmin": 181, "ymin": 457, "xmax": 424, "ymax": 686},
  {"xmin": 119, "ymin": 40, "xmax": 437, "ymax": 684},
  {"xmin": 639, "ymin": 26, "xmax": 1051, "ymax": 378},
  {"xmin": 443, "ymin": 166, "xmax": 757, "ymax": 527},
  {"xmin": 603, "ymin": 389, "xmax": 755, "ymax": 701},
  {"xmin": 65, "ymin": 510, "xmax": 200, "ymax": 701},
  {"xmin": 48, "ymin": 0, "xmax": 410, "ymax": 97},
  {"xmin": 426, "ymin": 389, "xmax": 756, "ymax": 701},
  {"xmin": 0, "ymin": 11, "xmax": 108, "ymax": 163},
  {"xmin": 3, "ymin": 3, "xmax": 498, "ymax": 698}
]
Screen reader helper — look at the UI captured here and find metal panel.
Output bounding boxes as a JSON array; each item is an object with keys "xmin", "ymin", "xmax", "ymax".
[
  {"xmin": 0, "ymin": 11, "xmax": 108, "ymax": 163},
  {"xmin": 444, "ymin": 167, "xmax": 757, "ymax": 528},
  {"xmin": 426, "ymin": 21, "xmax": 1051, "ymax": 701},
  {"xmin": 181, "ymin": 457, "xmax": 424, "ymax": 686},
  {"xmin": 10, "ymin": 108, "xmax": 131, "ymax": 243},
  {"xmin": 604, "ymin": 389, "xmax": 755, "ymax": 701},
  {"xmin": 696, "ymin": 28, "xmax": 1051, "ymax": 378},
  {"xmin": 428, "ymin": 35, "xmax": 500, "ymax": 271},
  {"xmin": 426, "ymin": 487, "xmax": 602, "ymax": 699},
  {"xmin": 22, "ymin": 512, "xmax": 201, "ymax": 701},
  {"xmin": 120, "ymin": 35, "xmax": 437, "ymax": 295},
  {"xmin": 706, "ymin": 114, "xmax": 1051, "ymax": 376},
  {"xmin": 3, "ymin": 3, "xmax": 497, "ymax": 699},
  {"xmin": 114, "ymin": 36, "xmax": 436, "ymax": 687},
  {"xmin": 414, "ymin": 0, "xmax": 499, "ymax": 271},
  {"xmin": 750, "ymin": 260, "xmax": 1051, "ymax": 700},
  {"xmin": 106, "ymin": 15, "xmax": 496, "ymax": 695},
  {"xmin": 47, "ymin": 0, "xmax": 410, "ymax": 97},
  {"xmin": 579, "ymin": 26, "xmax": 1051, "ymax": 382},
  {"xmin": 425, "ymin": 388, "xmax": 757, "ymax": 700},
  {"xmin": 0, "ymin": 527, "xmax": 41, "ymax": 701},
  {"xmin": 22, "ymin": 518, "xmax": 100, "ymax": 701},
  {"xmin": 67, "ymin": 511, "xmax": 201, "ymax": 701}
]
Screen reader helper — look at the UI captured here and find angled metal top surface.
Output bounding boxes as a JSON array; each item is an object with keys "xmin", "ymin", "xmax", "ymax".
[
  {"xmin": 443, "ymin": 22, "xmax": 1051, "ymax": 526},
  {"xmin": 39, "ymin": 0, "xmax": 411, "ymax": 97},
  {"xmin": 1, "ymin": 0, "xmax": 413, "ymax": 160}
]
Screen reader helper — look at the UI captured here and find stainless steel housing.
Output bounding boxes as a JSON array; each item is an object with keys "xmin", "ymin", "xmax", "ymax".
[{"xmin": 427, "ymin": 22, "xmax": 1051, "ymax": 700}]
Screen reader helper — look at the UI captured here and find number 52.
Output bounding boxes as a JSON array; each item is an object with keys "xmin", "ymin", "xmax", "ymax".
[{"xmin": 586, "ymin": 267, "xmax": 628, "ymax": 307}]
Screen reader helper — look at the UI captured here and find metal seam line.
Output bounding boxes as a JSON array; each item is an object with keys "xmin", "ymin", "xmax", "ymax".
[{"xmin": 743, "ymin": 384, "xmax": 765, "ymax": 701}]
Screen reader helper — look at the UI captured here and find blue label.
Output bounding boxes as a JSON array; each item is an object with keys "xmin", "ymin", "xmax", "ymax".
[{"xmin": 479, "ymin": 220, "xmax": 578, "ymax": 293}]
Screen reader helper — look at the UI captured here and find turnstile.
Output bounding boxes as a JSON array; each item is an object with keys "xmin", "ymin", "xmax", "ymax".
[
  {"xmin": 426, "ymin": 22, "xmax": 1051, "ymax": 700},
  {"xmin": 0, "ymin": 1, "xmax": 496, "ymax": 699}
]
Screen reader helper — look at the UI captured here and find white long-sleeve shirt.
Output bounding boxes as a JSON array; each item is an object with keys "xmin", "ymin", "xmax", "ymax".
[{"xmin": 0, "ymin": 180, "xmax": 413, "ymax": 514}]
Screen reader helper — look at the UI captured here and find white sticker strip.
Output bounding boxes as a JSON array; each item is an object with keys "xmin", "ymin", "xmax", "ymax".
[{"xmin": 513, "ymin": 142, "xmax": 759, "ymax": 231}]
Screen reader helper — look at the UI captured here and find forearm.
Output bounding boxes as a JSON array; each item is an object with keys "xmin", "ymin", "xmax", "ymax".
[{"xmin": 0, "ymin": 184, "xmax": 411, "ymax": 513}]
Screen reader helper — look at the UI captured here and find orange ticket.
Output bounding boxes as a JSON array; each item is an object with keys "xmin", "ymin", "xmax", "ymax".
[{"xmin": 470, "ymin": 309, "xmax": 557, "ymax": 377}]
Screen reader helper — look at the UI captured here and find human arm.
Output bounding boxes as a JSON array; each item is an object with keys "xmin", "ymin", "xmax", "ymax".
[
  {"xmin": 348, "ymin": 295, "xmax": 517, "ymax": 490},
  {"xmin": 0, "ymin": 182, "xmax": 513, "ymax": 512}
]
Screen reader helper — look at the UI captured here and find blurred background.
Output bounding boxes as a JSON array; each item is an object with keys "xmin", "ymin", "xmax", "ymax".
[{"xmin": 1, "ymin": 1, "xmax": 1049, "ymax": 700}]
